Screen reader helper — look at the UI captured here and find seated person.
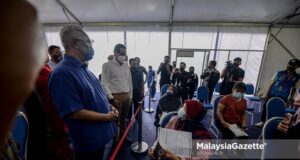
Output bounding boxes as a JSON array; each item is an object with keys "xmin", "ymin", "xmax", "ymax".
[
  {"xmin": 216, "ymin": 82, "xmax": 247, "ymax": 139},
  {"xmin": 149, "ymin": 100, "xmax": 211, "ymax": 160},
  {"xmin": 166, "ymin": 100, "xmax": 211, "ymax": 139},
  {"xmin": 154, "ymin": 85, "xmax": 182, "ymax": 127}
]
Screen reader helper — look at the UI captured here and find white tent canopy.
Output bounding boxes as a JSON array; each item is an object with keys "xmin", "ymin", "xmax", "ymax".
[{"xmin": 29, "ymin": 0, "xmax": 300, "ymax": 25}]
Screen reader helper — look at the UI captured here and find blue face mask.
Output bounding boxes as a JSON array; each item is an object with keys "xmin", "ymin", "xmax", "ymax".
[
  {"xmin": 84, "ymin": 45, "xmax": 94, "ymax": 61},
  {"xmin": 233, "ymin": 92, "xmax": 244, "ymax": 99},
  {"xmin": 178, "ymin": 107, "xmax": 185, "ymax": 119}
]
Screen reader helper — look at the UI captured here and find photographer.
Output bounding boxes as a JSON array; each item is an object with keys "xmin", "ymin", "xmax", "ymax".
[
  {"xmin": 219, "ymin": 57, "xmax": 245, "ymax": 95},
  {"xmin": 200, "ymin": 61, "xmax": 220, "ymax": 102},
  {"xmin": 172, "ymin": 62, "xmax": 190, "ymax": 102}
]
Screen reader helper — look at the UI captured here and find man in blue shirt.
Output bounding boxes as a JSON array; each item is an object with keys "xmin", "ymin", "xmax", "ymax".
[
  {"xmin": 147, "ymin": 65, "xmax": 156, "ymax": 100},
  {"xmin": 255, "ymin": 59, "xmax": 300, "ymax": 127},
  {"xmin": 48, "ymin": 25, "xmax": 118, "ymax": 160}
]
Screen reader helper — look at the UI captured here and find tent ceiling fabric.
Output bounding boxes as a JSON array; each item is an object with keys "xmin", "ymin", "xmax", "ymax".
[{"xmin": 29, "ymin": 0, "xmax": 300, "ymax": 24}]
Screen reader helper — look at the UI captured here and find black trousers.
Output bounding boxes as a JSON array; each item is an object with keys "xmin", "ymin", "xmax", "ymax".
[
  {"xmin": 178, "ymin": 88, "xmax": 188, "ymax": 102},
  {"xmin": 75, "ymin": 147, "xmax": 104, "ymax": 160},
  {"xmin": 128, "ymin": 90, "xmax": 141, "ymax": 120}
]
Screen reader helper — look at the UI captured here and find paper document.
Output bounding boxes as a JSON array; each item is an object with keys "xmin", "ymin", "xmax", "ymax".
[
  {"xmin": 228, "ymin": 124, "xmax": 248, "ymax": 137},
  {"xmin": 158, "ymin": 127, "xmax": 192, "ymax": 158}
]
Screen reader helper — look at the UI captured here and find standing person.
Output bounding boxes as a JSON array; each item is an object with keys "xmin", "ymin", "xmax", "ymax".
[
  {"xmin": 187, "ymin": 66, "xmax": 199, "ymax": 100},
  {"xmin": 36, "ymin": 63, "xmax": 74, "ymax": 160},
  {"xmin": 157, "ymin": 56, "xmax": 173, "ymax": 90},
  {"xmin": 172, "ymin": 62, "xmax": 190, "ymax": 102},
  {"xmin": 200, "ymin": 61, "xmax": 220, "ymax": 103},
  {"xmin": 101, "ymin": 44, "xmax": 133, "ymax": 141},
  {"xmin": 147, "ymin": 65, "xmax": 157, "ymax": 101},
  {"xmin": 48, "ymin": 45, "xmax": 63, "ymax": 69},
  {"xmin": 171, "ymin": 61, "xmax": 178, "ymax": 73},
  {"xmin": 219, "ymin": 57, "xmax": 245, "ymax": 95},
  {"xmin": 135, "ymin": 57, "xmax": 147, "ymax": 98},
  {"xmin": 128, "ymin": 58, "xmax": 144, "ymax": 120},
  {"xmin": 255, "ymin": 59, "xmax": 300, "ymax": 127},
  {"xmin": 48, "ymin": 25, "xmax": 118, "ymax": 160}
]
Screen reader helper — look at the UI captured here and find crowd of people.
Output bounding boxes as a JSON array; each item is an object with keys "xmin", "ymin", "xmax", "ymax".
[{"xmin": 1, "ymin": 1, "xmax": 300, "ymax": 160}]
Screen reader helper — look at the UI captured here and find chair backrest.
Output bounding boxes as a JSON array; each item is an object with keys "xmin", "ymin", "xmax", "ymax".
[
  {"xmin": 213, "ymin": 96, "xmax": 223, "ymax": 120},
  {"xmin": 245, "ymin": 83, "xmax": 254, "ymax": 95},
  {"xmin": 11, "ymin": 111, "xmax": 29, "ymax": 160},
  {"xmin": 197, "ymin": 86, "xmax": 209, "ymax": 102},
  {"xmin": 261, "ymin": 117, "xmax": 284, "ymax": 159},
  {"xmin": 266, "ymin": 97, "xmax": 286, "ymax": 120},
  {"xmin": 160, "ymin": 84, "xmax": 169, "ymax": 96},
  {"xmin": 160, "ymin": 111, "xmax": 178, "ymax": 128},
  {"xmin": 214, "ymin": 82, "xmax": 221, "ymax": 93}
]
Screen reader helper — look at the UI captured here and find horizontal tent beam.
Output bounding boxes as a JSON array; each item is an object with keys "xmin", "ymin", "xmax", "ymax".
[{"xmin": 43, "ymin": 22, "xmax": 300, "ymax": 28}]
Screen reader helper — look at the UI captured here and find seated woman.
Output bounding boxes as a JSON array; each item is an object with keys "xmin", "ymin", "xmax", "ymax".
[
  {"xmin": 154, "ymin": 85, "xmax": 182, "ymax": 127},
  {"xmin": 149, "ymin": 100, "xmax": 211, "ymax": 160}
]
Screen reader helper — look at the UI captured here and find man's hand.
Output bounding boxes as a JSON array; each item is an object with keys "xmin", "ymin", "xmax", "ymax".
[
  {"xmin": 106, "ymin": 111, "xmax": 118, "ymax": 121},
  {"xmin": 277, "ymin": 113, "xmax": 292, "ymax": 133}
]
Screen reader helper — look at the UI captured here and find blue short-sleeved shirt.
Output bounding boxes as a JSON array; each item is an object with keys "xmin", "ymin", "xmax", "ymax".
[{"xmin": 48, "ymin": 55, "xmax": 117, "ymax": 153}]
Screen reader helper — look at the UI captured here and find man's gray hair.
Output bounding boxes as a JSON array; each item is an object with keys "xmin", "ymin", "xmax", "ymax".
[{"xmin": 60, "ymin": 25, "xmax": 87, "ymax": 51}]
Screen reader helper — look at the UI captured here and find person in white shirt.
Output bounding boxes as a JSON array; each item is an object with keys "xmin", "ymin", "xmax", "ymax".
[
  {"xmin": 47, "ymin": 45, "xmax": 62, "ymax": 69},
  {"xmin": 101, "ymin": 44, "xmax": 133, "ymax": 141}
]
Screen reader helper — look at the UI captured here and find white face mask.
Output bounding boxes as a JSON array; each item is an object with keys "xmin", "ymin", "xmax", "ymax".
[
  {"xmin": 232, "ymin": 91, "xmax": 244, "ymax": 99},
  {"xmin": 117, "ymin": 55, "xmax": 126, "ymax": 62},
  {"xmin": 178, "ymin": 107, "xmax": 185, "ymax": 119}
]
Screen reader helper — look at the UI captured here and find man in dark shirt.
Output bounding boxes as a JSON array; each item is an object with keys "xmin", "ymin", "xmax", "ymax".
[
  {"xmin": 157, "ymin": 56, "xmax": 173, "ymax": 90},
  {"xmin": 128, "ymin": 58, "xmax": 144, "ymax": 119},
  {"xmin": 220, "ymin": 57, "xmax": 245, "ymax": 95},
  {"xmin": 172, "ymin": 62, "xmax": 190, "ymax": 102},
  {"xmin": 187, "ymin": 66, "xmax": 199, "ymax": 100},
  {"xmin": 200, "ymin": 61, "xmax": 220, "ymax": 103}
]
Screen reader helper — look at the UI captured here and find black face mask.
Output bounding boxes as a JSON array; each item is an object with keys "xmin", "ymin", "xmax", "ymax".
[
  {"xmin": 287, "ymin": 66, "xmax": 296, "ymax": 72},
  {"xmin": 180, "ymin": 67, "xmax": 185, "ymax": 71}
]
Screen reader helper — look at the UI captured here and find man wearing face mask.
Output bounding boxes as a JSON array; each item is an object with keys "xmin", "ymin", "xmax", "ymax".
[
  {"xmin": 154, "ymin": 85, "xmax": 181, "ymax": 127},
  {"xmin": 255, "ymin": 59, "xmax": 300, "ymax": 127},
  {"xmin": 216, "ymin": 82, "xmax": 247, "ymax": 139},
  {"xmin": 101, "ymin": 44, "xmax": 133, "ymax": 142},
  {"xmin": 200, "ymin": 61, "xmax": 220, "ymax": 102},
  {"xmin": 48, "ymin": 25, "xmax": 118, "ymax": 160},
  {"xmin": 172, "ymin": 62, "xmax": 190, "ymax": 102},
  {"xmin": 128, "ymin": 58, "xmax": 143, "ymax": 120},
  {"xmin": 48, "ymin": 45, "xmax": 63, "ymax": 69},
  {"xmin": 187, "ymin": 66, "xmax": 199, "ymax": 100},
  {"xmin": 157, "ymin": 56, "xmax": 173, "ymax": 90},
  {"xmin": 220, "ymin": 57, "xmax": 245, "ymax": 95}
]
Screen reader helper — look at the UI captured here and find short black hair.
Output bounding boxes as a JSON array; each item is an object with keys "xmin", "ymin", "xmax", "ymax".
[
  {"xmin": 129, "ymin": 58, "xmax": 136, "ymax": 64},
  {"xmin": 189, "ymin": 66, "xmax": 194, "ymax": 69},
  {"xmin": 288, "ymin": 59, "xmax": 300, "ymax": 67},
  {"xmin": 232, "ymin": 82, "xmax": 246, "ymax": 91},
  {"xmin": 164, "ymin": 55, "xmax": 170, "ymax": 59},
  {"xmin": 48, "ymin": 45, "xmax": 60, "ymax": 53},
  {"xmin": 114, "ymin": 44, "xmax": 126, "ymax": 54},
  {"xmin": 180, "ymin": 62, "xmax": 186, "ymax": 66},
  {"xmin": 234, "ymin": 57, "xmax": 242, "ymax": 62},
  {"xmin": 148, "ymin": 65, "xmax": 152, "ymax": 68},
  {"xmin": 210, "ymin": 60, "xmax": 217, "ymax": 67}
]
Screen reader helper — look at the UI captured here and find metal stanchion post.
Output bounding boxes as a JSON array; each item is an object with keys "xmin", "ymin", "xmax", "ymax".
[
  {"xmin": 144, "ymin": 87, "xmax": 154, "ymax": 113},
  {"xmin": 131, "ymin": 102, "xmax": 148, "ymax": 153}
]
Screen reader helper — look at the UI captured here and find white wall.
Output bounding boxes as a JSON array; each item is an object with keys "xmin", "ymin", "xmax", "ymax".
[{"xmin": 257, "ymin": 28, "xmax": 300, "ymax": 96}]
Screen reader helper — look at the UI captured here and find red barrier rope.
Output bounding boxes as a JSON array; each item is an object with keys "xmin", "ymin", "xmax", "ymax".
[{"xmin": 109, "ymin": 91, "xmax": 149, "ymax": 160}]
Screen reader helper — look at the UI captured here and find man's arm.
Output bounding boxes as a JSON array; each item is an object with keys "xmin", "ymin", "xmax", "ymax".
[
  {"xmin": 101, "ymin": 63, "xmax": 113, "ymax": 99},
  {"xmin": 241, "ymin": 110, "xmax": 247, "ymax": 128},
  {"xmin": 217, "ymin": 103, "xmax": 229, "ymax": 128},
  {"xmin": 68, "ymin": 109, "xmax": 116, "ymax": 122},
  {"xmin": 157, "ymin": 63, "xmax": 163, "ymax": 74},
  {"xmin": 220, "ymin": 68, "xmax": 226, "ymax": 78},
  {"xmin": 128, "ymin": 66, "xmax": 133, "ymax": 100}
]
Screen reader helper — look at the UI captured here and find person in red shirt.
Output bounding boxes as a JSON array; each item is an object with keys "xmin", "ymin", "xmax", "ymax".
[
  {"xmin": 36, "ymin": 64, "xmax": 74, "ymax": 160},
  {"xmin": 216, "ymin": 82, "xmax": 247, "ymax": 139}
]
